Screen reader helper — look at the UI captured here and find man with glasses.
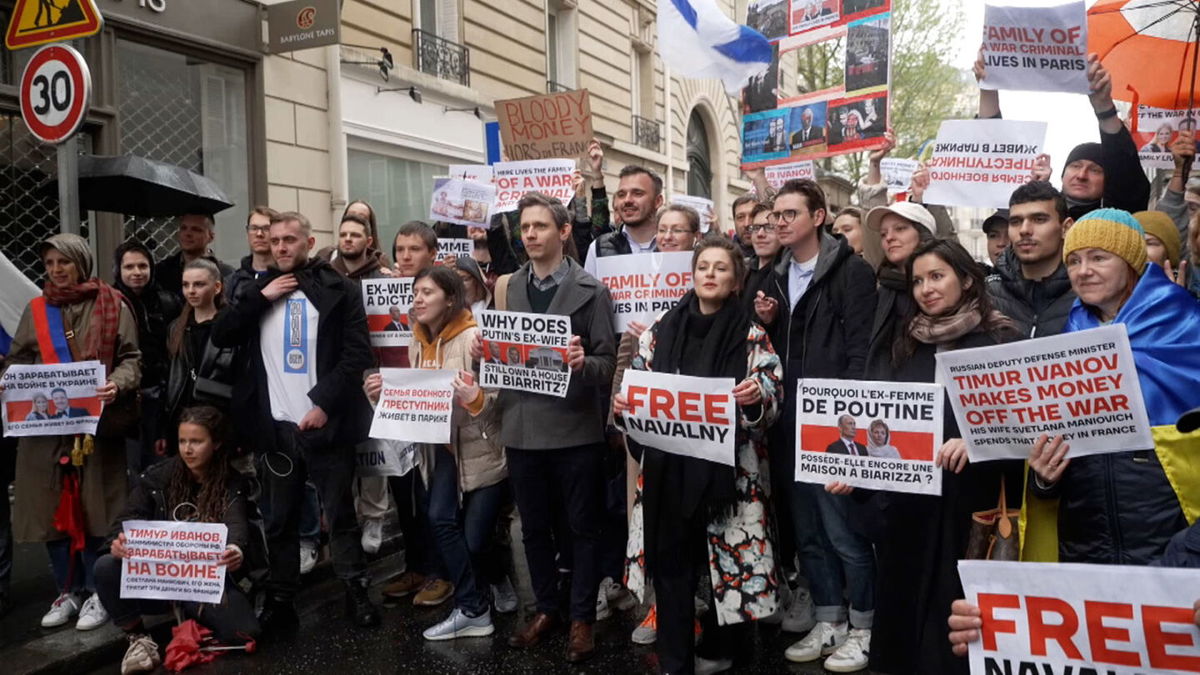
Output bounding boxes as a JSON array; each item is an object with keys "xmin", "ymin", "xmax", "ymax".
[
  {"xmin": 225, "ymin": 206, "xmax": 279, "ymax": 303},
  {"xmin": 752, "ymin": 179, "xmax": 878, "ymax": 672}
]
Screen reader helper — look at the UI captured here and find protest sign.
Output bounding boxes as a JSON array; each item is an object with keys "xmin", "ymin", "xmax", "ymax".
[
  {"xmin": 361, "ymin": 277, "xmax": 413, "ymax": 347},
  {"xmin": 958, "ymin": 560, "xmax": 1200, "ymax": 675},
  {"xmin": 478, "ymin": 309, "xmax": 572, "ymax": 398},
  {"xmin": 791, "ymin": 0, "xmax": 838, "ymax": 34},
  {"xmin": 763, "ymin": 160, "xmax": 816, "ymax": 189},
  {"xmin": 496, "ymin": 89, "xmax": 592, "ymax": 161},
  {"xmin": 448, "ymin": 163, "xmax": 493, "ymax": 184},
  {"xmin": 936, "ymin": 325, "xmax": 1152, "ymax": 462},
  {"xmin": 1, "ymin": 361, "xmax": 105, "ymax": 437},
  {"xmin": 923, "ymin": 119, "xmax": 1047, "ymax": 209},
  {"xmin": 621, "ymin": 370, "xmax": 737, "ymax": 466},
  {"xmin": 1135, "ymin": 106, "xmax": 1193, "ymax": 170},
  {"xmin": 436, "ymin": 238, "xmax": 474, "ymax": 265},
  {"xmin": 355, "ymin": 439, "xmax": 418, "ymax": 478},
  {"xmin": 368, "ymin": 369, "xmax": 455, "ymax": 444},
  {"xmin": 429, "ymin": 178, "xmax": 495, "ymax": 228},
  {"xmin": 795, "ymin": 378, "xmax": 944, "ymax": 495},
  {"xmin": 120, "ymin": 520, "xmax": 228, "ymax": 604},
  {"xmin": 594, "ymin": 252, "xmax": 692, "ymax": 332},
  {"xmin": 979, "ymin": 1, "xmax": 1089, "ymax": 94},
  {"xmin": 880, "ymin": 157, "xmax": 918, "ymax": 194},
  {"xmin": 669, "ymin": 195, "xmax": 715, "ymax": 233},
  {"xmin": 493, "ymin": 159, "xmax": 576, "ymax": 214}
]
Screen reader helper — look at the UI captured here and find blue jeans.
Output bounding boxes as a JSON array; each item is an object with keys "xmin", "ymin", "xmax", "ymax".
[
  {"xmin": 789, "ymin": 482, "xmax": 875, "ymax": 628},
  {"xmin": 425, "ymin": 449, "xmax": 507, "ymax": 615},
  {"xmin": 47, "ymin": 536, "xmax": 104, "ymax": 594}
]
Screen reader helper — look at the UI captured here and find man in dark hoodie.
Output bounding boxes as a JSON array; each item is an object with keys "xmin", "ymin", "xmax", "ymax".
[
  {"xmin": 753, "ymin": 178, "xmax": 878, "ymax": 670},
  {"xmin": 225, "ymin": 206, "xmax": 279, "ymax": 303},
  {"xmin": 212, "ymin": 210, "xmax": 380, "ymax": 636},
  {"xmin": 987, "ymin": 181, "xmax": 1077, "ymax": 339}
]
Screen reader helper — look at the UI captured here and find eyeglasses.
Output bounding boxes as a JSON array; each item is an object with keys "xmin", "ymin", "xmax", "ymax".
[
  {"xmin": 766, "ymin": 209, "xmax": 802, "ymax": 225},
  {"xmin": 746, "ymin": 224, "xmax": 776, "ymax": 235},
  {"xmin": 246, "ymin": 225, "xmax": 270, "ymax": 234}
]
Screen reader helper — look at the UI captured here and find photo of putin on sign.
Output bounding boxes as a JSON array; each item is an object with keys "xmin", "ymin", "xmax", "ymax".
[{"xmin": 826, "ymin": 414, "xmax": 867, "ymax": 456}]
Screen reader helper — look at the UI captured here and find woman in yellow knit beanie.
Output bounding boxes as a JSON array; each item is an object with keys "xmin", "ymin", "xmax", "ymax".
[{"xmin": 1133, "ymin": 210, "xmax": 1181, "ymax": 271}]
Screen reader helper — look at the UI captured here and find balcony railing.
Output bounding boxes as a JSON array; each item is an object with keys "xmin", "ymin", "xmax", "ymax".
[
  {"xmin": 413, "ymin": 29, "xmax": 470, "ymax": 86},
  {"xmin": 633, "ymin": 114, "xmax": 662, "ymax": 152}
]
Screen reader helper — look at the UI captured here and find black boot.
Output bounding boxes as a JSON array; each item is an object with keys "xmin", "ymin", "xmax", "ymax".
[
  {"xmin": 258, "ymin": 598, "xmax": 299, "ymax": 640},
  {"xmin": 345, "ymin": 578, "xmax": 381, "ymax": 627}
]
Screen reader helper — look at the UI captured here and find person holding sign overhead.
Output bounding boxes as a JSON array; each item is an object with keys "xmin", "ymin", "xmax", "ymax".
[
  {"xmin": 2, "ymin": 233, "xmax": 142, "ymax": 632},
  {"xmin": 1023, "ymin": 209, "xmax": 1200, "ymax": 566},
  {"xmin": 614, "ymin": 236, "xmax": 783, "ymax": 675},
  {"xmin": 363, "ymin": 266, "xmax": 509, "ymax": 642},
  {"xmin": 862, "ymin": 238, "xmax": 1020, "ymax": 675},
  {"xmin": 93, "ymin": 406, "xmax": 260, "ymax": 674}
]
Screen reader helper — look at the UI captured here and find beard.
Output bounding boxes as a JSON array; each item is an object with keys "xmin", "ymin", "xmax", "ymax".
[{"xmin": 340, "ymin": 246, "xmax": 365, "ymax": 261}]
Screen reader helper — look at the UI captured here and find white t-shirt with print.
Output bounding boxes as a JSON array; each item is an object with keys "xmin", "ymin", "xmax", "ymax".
[{"xmin": 260, "ymin": 290, "xmax": 320, "ymax": 424}]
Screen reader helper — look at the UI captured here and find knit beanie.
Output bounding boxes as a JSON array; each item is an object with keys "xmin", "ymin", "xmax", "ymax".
[
  {"xmin": 1133, "ymin": 210, "xmax": 1181, "ymax": 268},
  {"xmin": 1062, "ymin": 142, "xmax": 1104, "ymax": 176},
  {"xmin": 1063, "ymin": 208, "xmax": 1147, "ymax": 272}
]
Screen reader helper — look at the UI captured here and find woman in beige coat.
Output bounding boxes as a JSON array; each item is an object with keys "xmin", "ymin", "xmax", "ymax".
[
  {"xmin": 3, "ymin": 234, "xmax": 141, "ymax": 631},
  {"xmin": 365, "ymin": 266, "xmax": 507, "ymax": 641}
]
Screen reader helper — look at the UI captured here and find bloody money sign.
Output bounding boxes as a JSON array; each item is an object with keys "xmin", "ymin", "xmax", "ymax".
[
  {"xmin": 478, "ymin": 309, "xmax": 572, "ymax": 398},
  {"xmin": 120, "ymin": 520, "xmax": 228, "ymax": 604},
  {"xmin": 361, "ymin": 277, "xmax": 413, "ymax": 347},
  {"xmin": 796, "ymin": 378, "xmax": 944, "ymax": 495},
  {"xmin": 496, "ymin": 89, "xmax": 593, "ymax": 161},
  {"xmin": 935, "ymin": 325, "xmax": 1152, "ymax": 462},
  {"xmin": 621, "ymin": 370, "xmax": 737, "ymax": 466},
  {"xmin": 1, "ymin": 361, "xmax": 105, "ymax": 437},
  {"xmin": 594, "ymin": 252, "xmax": 692, "ymax": 332}
]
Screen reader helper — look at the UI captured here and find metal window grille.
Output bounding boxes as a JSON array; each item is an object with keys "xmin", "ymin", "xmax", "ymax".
[
  {"xmin": 412, "ymin": 28, "xmax": 470, "ymax": 86},
  {"xmin": 633, "ymin": 114, "xmax": 662, "ymax": 153}
]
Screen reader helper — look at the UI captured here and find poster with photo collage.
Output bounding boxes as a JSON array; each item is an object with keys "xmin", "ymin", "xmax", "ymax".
[{"xmin": 742, "ymin": 0, "xmax": 892, "ymax": 168}]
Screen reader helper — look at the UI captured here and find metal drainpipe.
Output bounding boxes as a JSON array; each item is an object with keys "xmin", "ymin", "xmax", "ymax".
[{"xmin": 326, "ymin": 44, "xmax": 349, "ymax": 237}]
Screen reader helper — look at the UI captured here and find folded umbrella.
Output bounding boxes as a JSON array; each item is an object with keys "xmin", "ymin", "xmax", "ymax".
[
  {"xmin": 50, "ymin": 154, "xmax": 235, "ymax": 218},
  {"xmin": 164, "ymin": 620, "xmax": 216, "ymax": 672}
]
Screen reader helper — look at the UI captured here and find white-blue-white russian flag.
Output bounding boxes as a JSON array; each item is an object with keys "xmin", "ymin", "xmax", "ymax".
[
  {"xmin": 0, "ymin": 252, "xmax": 39, "ymax": 355},
  {"xmin": 657, "ymin": 0, "xmax": 773, "ymax": 94}
]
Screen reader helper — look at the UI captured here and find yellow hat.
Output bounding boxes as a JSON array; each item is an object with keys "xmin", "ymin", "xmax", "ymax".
[
  {"xmin": 1133, "ymin": 210, "xmax": 1181, "ymax": 268},
  {"xmin": 1063, "ymin": 208, "xmax": 1147, "ymax": 272}
]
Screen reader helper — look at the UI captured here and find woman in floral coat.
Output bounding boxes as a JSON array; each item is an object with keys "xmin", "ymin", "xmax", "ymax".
[{"xmin": 615, "ymin": 236, "xmax": 783, "ymax": 675}]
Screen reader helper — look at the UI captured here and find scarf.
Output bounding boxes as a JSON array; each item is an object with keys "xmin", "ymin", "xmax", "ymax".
[
  {"xmin": 908, "ymin": 299, "xmax": 985, "ymax": 346},
  {"xmin": 876, "ymin": 264, "xmax": 908, "ymax": 292},
  {"xmin": 40, "ymin": 235, "xmax": 125, "ymax": 368}
]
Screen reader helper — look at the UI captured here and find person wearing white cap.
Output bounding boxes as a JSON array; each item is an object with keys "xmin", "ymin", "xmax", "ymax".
[{"xmin": 862, "ymin": 201, "xmax": 935, "ymax": 376}]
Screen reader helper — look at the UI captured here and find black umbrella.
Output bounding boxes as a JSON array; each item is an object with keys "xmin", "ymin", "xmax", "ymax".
[{"xmin": 52, "ymin": 154, "xmax": 235, "ymax": 217}]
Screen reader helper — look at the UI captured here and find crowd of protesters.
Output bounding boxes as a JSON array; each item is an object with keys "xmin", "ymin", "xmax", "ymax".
[{"xmin": 1, "ymin": 51, "xmax": 1199, "ymax": 675}]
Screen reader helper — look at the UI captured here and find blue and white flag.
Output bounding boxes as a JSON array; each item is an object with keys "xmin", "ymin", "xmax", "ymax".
[
  {"xmin": 657, "ymin": 0, "xmax": 773, "ymax": 94},
  {"xmin": 0, "ymin": 252, "xmax": 38, "ymax": 356}
]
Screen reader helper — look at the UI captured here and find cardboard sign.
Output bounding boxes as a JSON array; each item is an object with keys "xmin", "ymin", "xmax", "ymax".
[
  {"xmin": 936, "ymin": 325, "xmax": 1153, "ymax": 462},
  {"xmin": 355, "ymin": 438, "xmax": 418, "ymax": 478},
  {"xmin": 368, "ymin": 369, "xmax": 455, "ymax": 444},
  {"xmin": 496, "ymin": 89, "xmax": 593, "ymax": 161},
  {"xmin": 764, "ymin": 160, "xmax": 816, "ymax": 189},
  {"xmin": 795, "ymin": 378, "xmax": 944, "ymax": 495},
  {"xmin": 669, "ymin": 195, "xmax": 715, "ymax": 233},
  {"xmin": 429, "ymin": 178, "xmax": 495, "ymax": 228},
  {"xmin": 478, "ymin": 309, "xmax": 572, "ymax": 398},
  {"xmin": 493, "ymin": 159, "xmax": 576, "ymax": 214},
  {"xmin": 437, "ymin": 238, "xmax": 474, "ymax": 265},
  {"xmin": 621, "ymin": 370, "xmax": 737, "ymax": 466},
  {"xmin": 958, "ymin": 560, "xmax": 1200, "ymax": 675},
  {"xmin": 120, "ymin": 520, "xmax": 228, "ymax": 604},
  {"xmin": 361, "ymin": 278, "xmax": 413, "ymax": 347},
  {"xmin": 880, "ymin": 157, "xmax": 919, "ymax": 194},
  {"xmin": 980, "ymin": 1, "xmax": 1089, "ymax": 94},
  {"xmin": 594, "ymin": 252, "xmax": 693, "ymax": 332},
  {"xmin": 1, "ymin": 361, "xmax": 105, "ymax": 437},
  {"xmin": 923, "ymin": 119, "xmax": 1047, "ymax": 209}
]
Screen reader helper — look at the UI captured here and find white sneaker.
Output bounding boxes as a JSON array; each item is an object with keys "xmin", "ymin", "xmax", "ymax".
[
  {"xmin": 781, "ymin": 587, "xmax": 816, "ymax": 634},
  {"xmin": 40, "ymin": 592, "xmax": 81, "ymax": 628},
  {"xmin": 121, "ymin": 633, "xmax": 161, "ymax": 674},
  {"xmin": 824, "ymin": 628, "xmax": 871, "ymax": 672},
  {"xmin": 360, "ymin": 519, "xmax": 383, "ymax": 555},
  {"xmin": 299, "ymin": 540, "xmax": 318, "ymax": 576},
  {"xmin": 491, "ymin": 577, "xmax": 518, "ymax": 614},
  {"xmin": 784, "ymin": 620, "xmax": 847, "ymax": 663},
  {"xmin": 695, "ymin": 656, "xmax": 733, "ymax": 675},
  {"xmin": 631, "ymin": 605, "xmax": 657, "ymax": 645},
  {"xmin": 604, "ymin": 577, "xmax": 637, "ymax": 611},
  {"xmin": 422, "ymin": 607, "xmax": 494, "ymax": 641},
  {"xmin": 75, "ymin": 593, "xmax": 109, "ymax": 631},
  {"xmin": 595, "ymin": 584, "xmax": 611, "ymax": 620}
]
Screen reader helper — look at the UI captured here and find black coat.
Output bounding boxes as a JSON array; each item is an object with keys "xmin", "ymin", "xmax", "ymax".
[
  {"xmin": 163, "ymin": 315, "xmax": 238, "ymax": 439},
  {"xmin": 155, "ymin": 251, "xmax": 234, "ymax": 300},
  {"xmin": 211, "ymin": 259, "xmax": 374, "ymax": 453},
  {"xmin": 985, "ymin": 248, "xmax": 1076, "ymax": 339},
  {"xmin": 866, "ymin": 330, "xmax": 1025, "ymax": 675}
]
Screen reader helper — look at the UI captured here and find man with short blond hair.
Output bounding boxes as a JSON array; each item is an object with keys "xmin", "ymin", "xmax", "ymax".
[{"xmin": 156, "ymin": 213, "xmax": 234, "ymax": 298}]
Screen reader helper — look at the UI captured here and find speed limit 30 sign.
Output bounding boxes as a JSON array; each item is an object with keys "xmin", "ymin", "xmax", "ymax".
[{"xmin": 20, "ymin": 44, "xmax": 92, "ymax": 144}]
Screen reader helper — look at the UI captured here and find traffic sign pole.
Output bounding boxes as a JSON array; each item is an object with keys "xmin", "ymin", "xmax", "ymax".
[{"xmin": 57, "ymin": 136, "xmax": 79, "ymax": 234}]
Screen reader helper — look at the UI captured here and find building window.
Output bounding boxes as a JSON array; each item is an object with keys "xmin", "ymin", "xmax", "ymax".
[
  {"xmin": 686, "ymin": 110, "xmax": 713, "ymax": 199},
  {"xmin": 414, "ymin": 0, "xmax": 469, "ymax": 85},
  {"xmin": 348, "ymin": 149, "xmax": 446, "ymax": 250},
  {"xmin": 545, "ymin": 0, "xmax": 576, "ymax": 91},
  {"xmin": 116, "ymin": 40, "xmax": 249, "ymax": 265}
]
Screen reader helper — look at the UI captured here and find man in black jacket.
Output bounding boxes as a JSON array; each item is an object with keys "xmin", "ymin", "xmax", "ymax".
[
  {"xmin": 987, "ymin": 182, "xmax": 1077, "ymax": 339},
  {"xmin": 212, "ymin": 211, "xmax": 380, "ymax": 635},
  {"xmin": 753, "ymin": 179, "xmax": 878, "ymax": 671},
  {"xmin": 155, "ymin": 214, "xmax": 234, "ymax": 300},
  {"xmin": 225, "ymin": 206, "xmax": 278, "ymax": 303},
  {"xmin": 583, "ymin": 165, "xmax": 663, "ymax": 275}
]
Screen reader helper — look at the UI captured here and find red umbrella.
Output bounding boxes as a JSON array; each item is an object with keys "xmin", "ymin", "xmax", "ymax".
[
  {"xmin": 164, "ymin": 620, "xmax": 216, "ymax": 672},
  {"xmin": 1089, "ymin": 0, "xmax": 1200, "ymax": 109},
  {"xmin": 51, "ymin": 465, "xmax": 85, "ymax": 588}
]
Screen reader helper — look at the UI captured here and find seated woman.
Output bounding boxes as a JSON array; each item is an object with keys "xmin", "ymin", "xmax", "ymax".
[
  {"xmin": 94, "ymin": 406, "xmax": 260, "ymax": 674},
  {"xmin": 614, "ymin": 236, "xmax": 783, "ymax": 675}
]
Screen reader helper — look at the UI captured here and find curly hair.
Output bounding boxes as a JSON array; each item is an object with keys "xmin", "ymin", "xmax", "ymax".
[{"xmin": 166, "ymin": 406, "xmax": 231, "ymax": 523}]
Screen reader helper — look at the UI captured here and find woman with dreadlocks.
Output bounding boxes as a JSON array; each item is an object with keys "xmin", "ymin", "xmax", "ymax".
[{"xmin": 93, "ymin": 406, "xmax": 260, "ymax": 674}]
